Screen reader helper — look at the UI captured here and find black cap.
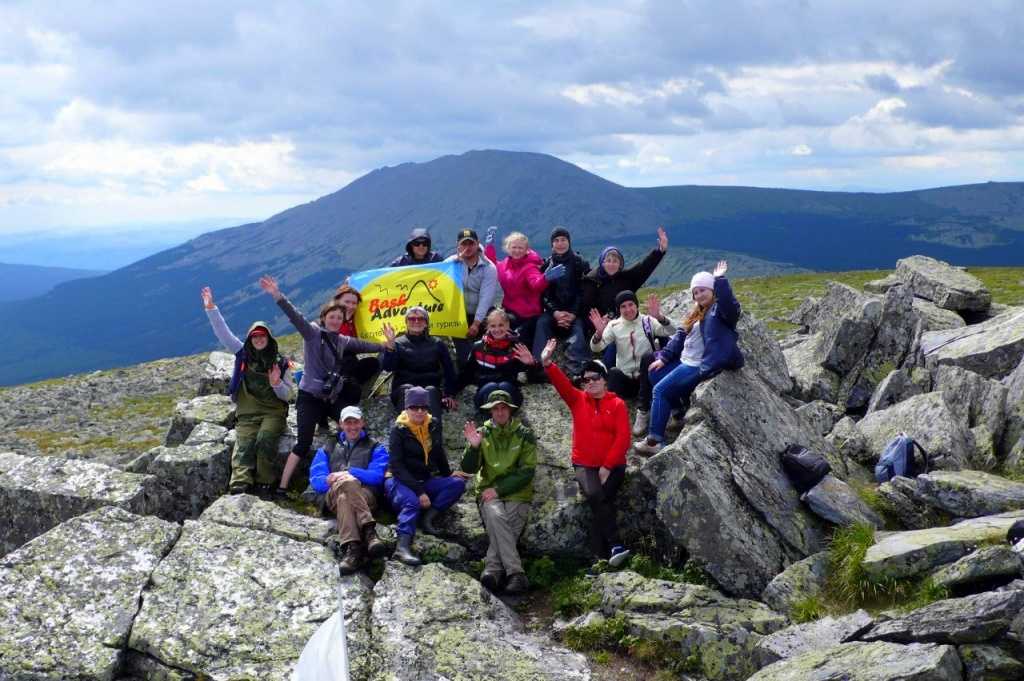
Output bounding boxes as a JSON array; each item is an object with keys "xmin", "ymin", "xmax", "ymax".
[
  {"xmin": 550, "ymin": 225, "xmax": 571, "ymax": 244},
  {"xmin": 457, "ymin": 228, "xmax": 479, "ymax": 243},
  {"xmin": 615, "ymin": 290, "xmax": 638, "ymax": 310},
  {"xmin": 581, "ymin": 359, "xmax": 608, "ymax": 378}
]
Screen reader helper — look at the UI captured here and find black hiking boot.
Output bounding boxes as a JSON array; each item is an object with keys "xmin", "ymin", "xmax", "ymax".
[
  {"xmin": 420, "ymin": 508, "xmax": 441, "ymax": 536},
  {"xmin": 393, "ymin": 534, "xmax": 422, "ymax": 566},
  {"xmin": 363, "ymin": 524, "xmax": 388, "ymax": 559},
  {"xmin": 338, "ymin": 542, "xmax": 365, "ymax": 576},
  {"xmin": 480, "ymin": 568, "xmax": 505, "ymax": 593},
  {"xmin": 504, "ymin": 572, "xmax": 529, "ymax": 595}
]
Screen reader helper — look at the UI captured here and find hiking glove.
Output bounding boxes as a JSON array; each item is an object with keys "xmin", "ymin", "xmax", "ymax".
[{"xmin": 544, "ymin": 264, "xmax": 567, "ymax": 281}]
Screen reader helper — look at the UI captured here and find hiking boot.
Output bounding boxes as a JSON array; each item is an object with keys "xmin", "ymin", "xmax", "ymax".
[
  {"xmin": 480, "ymin": 568, "xmax": 505, "ymax": 592},
  {"xmin": 272, "ymin": 487, "xmax": 290, "ymax": 501},
  {"xmin": 608, "ymin": 545, "xmax": 632, "ymax": 568},
  {"xmin": 420, "ymin": 508, "xmax": 441, "ymax": 536},
  {"xmin": 228, "ymin": 483, "xmax": 253, "ymax": 495},
  {"xmin": 504, "ymin": 572, "xmax": 529, "ymax": 595},
  {"xmin": 631, "ymin": 410, "xmax": 650, "ymax": 437},
  {"xmin": 338, "ymin": 542, "xmax": 365, "ymax": 575},
  {"xmin": 393, "ymin": 534, "xmax": 422, "ymax": 566},
  {"xmin": 632, "ymin": 438, "xmax": 663, "ymax": 456},
  {"xmin": 362, "ymin": 524, "xmax": 388, "ymax": 559}
]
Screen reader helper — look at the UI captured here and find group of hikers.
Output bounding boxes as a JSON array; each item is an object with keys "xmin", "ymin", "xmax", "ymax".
[{"xmin": 202, "ymin": 224, "xmax": 744, "ymax": 593}]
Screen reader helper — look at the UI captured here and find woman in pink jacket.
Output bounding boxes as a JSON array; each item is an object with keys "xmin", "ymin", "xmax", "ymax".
[{"xmin": 484, "ymin": 227, "xmax": 566, "ymax": 365}]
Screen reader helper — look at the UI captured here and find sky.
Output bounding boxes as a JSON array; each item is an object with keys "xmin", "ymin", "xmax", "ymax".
[{"xmin": 1, "ymin": 0, "xmax": 1022, "ymax": 253}]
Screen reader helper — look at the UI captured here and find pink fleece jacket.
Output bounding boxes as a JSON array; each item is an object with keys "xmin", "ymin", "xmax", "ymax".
[{"xmin": 485, "ymin": 243, "xmax": 549, "ymax": 318}]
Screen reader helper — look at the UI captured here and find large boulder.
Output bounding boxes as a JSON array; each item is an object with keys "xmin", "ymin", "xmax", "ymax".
[
  {"xmin": 747, "ymin": 641, "xmax": 962, "ymax": 680},
  {"xmin": 0, "ymin": 507, "xmax": 179, "ymax": 681},
  {"xmin": 861, "ymin": 510, "xmax": 1024, "ymax": 581},
  {"xmin": 197, "ymin": 350, "xmax": 234, "ymax": 396},
  {"xmin": 801, "ymin": 474, "xmax": 883, "ymax": 528},
  {"xmin": 164, "ymin": 394, "xmax": 236, "ymax": 446},
  {"xmin": 958, "ymin": 644, "xmax": 1024, "ymax": 681},
  {"xmin": 913, "ymin": 297, "xmax": 968, "ymax": 332},
  {"xmin": 0, "ymin": 451, "xmax": 170, "ymax": 556},
  {"xmin": 794, "ymin": 400, "xmax": 841, "ymax": 437},
  {"xmin": 921, "ymin": 306, "xmax": 1024, "ymax": 380},
  {"xmin": 128, "ymin": 519, "xmax": 373, "ymax": 680},
  {"xmin": 895, "ymin": 255, "xmax": 991, "ymax": 312},
  {"xmin": 200, "ymin": 493, "xmax": 336, "ymax": 544},
  {"xmin": 754, "ymin": 610, "xmax": 873, "ymax": 668},
  {"xmin": 369, "ymin": 561, "xmax": 589, "ymax": 680},
  {"xmin": 932, "ymin": 365, "xmax": 1008, "ymax": 442},
  {"xmin": 929, "ymin": 546, "xmax": 1023, "ymax": 590},
  {"xmin": 136, "ymin": 441, "xmax": 232, "ymax": 520},
  {"xmin": 865, "ymin": 368, "xmax": 930, "ymax": 414},
  {"xmin": 913, "ymin": 470, "xmax": 1024, "ymax": 517},
  {"xmin": 1002, "ymin": 356, "xmax": 1024, "ymax": 461},
  {"xmin": 861, "ymin": 589, "xmax": 1024, "ymax": 644},
  {"xmin": 783, "ymin": 334, "xmax": 840, "ymax": 404},
  {"xmin": 853, "ymin": 392, "xmax": 974, "ymax": 471},
  {"xmin": 760, "ymin": 551, "xmax": 829, "ymax": 616}
]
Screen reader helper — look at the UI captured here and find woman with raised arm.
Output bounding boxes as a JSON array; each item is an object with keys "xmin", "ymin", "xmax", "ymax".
[
  {"xmin": 202, "ymin": 286, "xmax": 293, "ymax": 495},
  {"xmin": 633, "ymin": 260, "xmax": 744, "ymax": 455},
  {"xmin": 330, "ymin": 283, "xmax": 381, "ymax": 404},
  {"xmin": 259, "ymin": 275, "xmax": 386, "ymax": 496}
]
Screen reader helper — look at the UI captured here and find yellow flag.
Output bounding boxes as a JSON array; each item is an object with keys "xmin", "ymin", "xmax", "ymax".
[{"xmin": 348, "ymin": 261, "xmax": 468, "ymax": 340}]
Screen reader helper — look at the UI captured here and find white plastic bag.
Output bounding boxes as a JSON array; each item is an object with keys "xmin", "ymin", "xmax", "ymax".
[{"xmin": 292, "ymin": 586, "xmax": 350, "ymax": 681}]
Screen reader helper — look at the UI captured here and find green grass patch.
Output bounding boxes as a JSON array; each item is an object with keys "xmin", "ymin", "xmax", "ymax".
[
  {"xmin": 91, "ymin": 393, "xmax": 180, "ymax": 420},
  {"xmin": 564, "ymin": 615, "xmax": 699, "ymax": 676},
  {"xmin": 551, "ymin": 575, "xmax": 600, "ymax": 618},
  {"xmin": 790, "ymin": 595, "xmax": 828, "ymax": 624}
]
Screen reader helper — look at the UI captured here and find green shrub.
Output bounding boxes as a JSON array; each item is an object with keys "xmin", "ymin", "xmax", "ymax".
[
  {"xmin": 551, "ymin": 576, "xmax": 600, "ymax": 618},
  {"xmin": 524, "ymin": 555, "xmax": 585, "ymax": 590},
  {"xmin": 563, "ymin": 615, "xmax": 627, "ymax": 652},
  {"xmin": 790, "ymin": 595, "xmax": 827, "ymax": 623}
]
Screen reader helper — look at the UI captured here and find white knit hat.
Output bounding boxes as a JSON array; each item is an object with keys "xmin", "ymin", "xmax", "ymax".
[{"xmin": 690, "ymin": 271, "xmax": 715, "ymax": 293}]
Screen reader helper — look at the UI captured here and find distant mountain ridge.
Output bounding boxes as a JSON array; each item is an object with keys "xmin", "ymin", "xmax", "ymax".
[
  {"xmin": 0, "ymin": 262, "xmax": 106, "ymax": 302},
  {"xmin": 2, "ymin": 149, "xmax": 1023, "ymax": 386}
]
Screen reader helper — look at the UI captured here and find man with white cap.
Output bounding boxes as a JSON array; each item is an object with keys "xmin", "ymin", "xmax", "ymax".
[{"xmin": 309, "ymin": 405, "xmax": 389, "ymax": 574}]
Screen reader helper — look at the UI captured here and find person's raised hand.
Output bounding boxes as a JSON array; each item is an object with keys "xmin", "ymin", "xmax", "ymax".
[
  {"xmin": 512, "ymin": 343, "xmax": 535, "ymax": 366},
  {"xmin": 201, "ymin": 287, "xmax": 215, "ymax": 309},
  {"xmin": 442, "ymin": 396, "xmax": 457, "ymax": 410},
  {"xmin": 382, "ymin": 322, "xmax": 397, "ymax": 348},
  {"xmin": 259, "ymin": 275, "xmax": 282, "ymax": 300},
  {"xmin": 646, "ymin": 294, "xmax": 661, "ymax": 320},
  {"xmin": 540, "ymin": 338, "xmax": 557, "ymax": 366},
  {"xmin": 544, "ymin": 264, "xmax": 567, "ymax": 282},
  {"xmin": 464, "ymin": 420, "xmax": 482, "ymax": 447},
  {"xmin": 485, "ymin": 225, "xmax": 499, "ymax": 245},
  {"xmin": 588, "ymin": 308, "xmax": 608, "ymax": 336},
  {"xmin": 657, "ymin": 226, "xmax": 669, "ymax": 252},
  {"xmin": 269, "ymin": 363, "xmax": 282, "ymax": 386},
  {"xmin": 713, "ymin": 260, "xmax": 728, "ymax": 277}
]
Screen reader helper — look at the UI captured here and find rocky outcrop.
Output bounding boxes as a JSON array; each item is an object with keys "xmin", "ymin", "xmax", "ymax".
[
  {"xmin": 921, "ymin": 307, "xmax": 1024, "ymax": 380},
  {"xmin": 164, "ymin": 394, "xmax": 237, "ymax": 446},
  {"xmin": 853, "ymin": 392, "xmax": 974, "ymax": 470},
  {"xmin": 794, "ymin": 400, "xmax": 841, "ymax": 437},
  {"xmin": 862, "ymin": 589, "xmax": 1024, "ymax": 644},
  {"xmin": 760, "ymin": 551, "xmax": 829, "ymax": 616},
  {"xmin": 913, "ymin": 297, "xmax": 968, "ymax": 332},
  {"xmin": 135, "ymin": 441, "xmax": 231, "ymax": 520},
  {"xmin": 748, "ymin": 641, "xmax": 962, "ymax": 680},
  {"xmin": 0, "ymin": 507, "xmax": 179, "ymax": 681},
  {"xmin": 197, "ymin": 350, "xmax": 234, "ymax": 397},
  {"xmin": 933, "ymin": 365, "xmax": 1008, "ymax": 442},
  {"xmin": 958, "ymin": 643, "xmax": 1024, "ymax": 680},
  {"xmin": 801, "ymin": 474, "xmax": 883, "ymax": 528},
  {"xmin": 754, "ymin": 610, "xmax": 873, "ymax": 668},
  {"xmin": 895, "ymin": 255, "xmax": 992, "ymax": 312},
  {"xmin": 914, "ymin": 470, "xmax": 1024, "ymax": 517},
  {"xmin": 0, "ymin": 451, "xmax": 170, "ymax": 555},
  {"xmin": 370, "ymin": 562, "xmax": 589, "ymax": 680},
  {"xmin": 865, "ymin": 368, "xmax": 929, "ymax": 414},
  {"xmin": 1002, "ymin": 356, "xmax": 1024, "ymax": 462},
  {"xmin": 200, "ymin": 493, "xmax": 336, "ymax": 544},
  {"xmin": 929, "ymin": 546, "xmax": 1022, "ymax": 590}
]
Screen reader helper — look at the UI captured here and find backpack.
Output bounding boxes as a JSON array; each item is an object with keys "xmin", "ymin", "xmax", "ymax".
[
  {"xmin": 874, "ymin": 433, "xmax": 930, "ymax": 483},
  {"xmin": 781, "ymin": 444, "xmax": 832, "ymax": 495},
  {"xmin": 1007, "ymin": 519, "xmax": 1024, "ymax": 546}
]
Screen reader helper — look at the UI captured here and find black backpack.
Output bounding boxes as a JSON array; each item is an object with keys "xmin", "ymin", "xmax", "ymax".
[
  {"xmin": 1007, "ymin": 519, "xmax": 1024, "ymax": 546},
  {"xmin": 781, "ymin": 444, "xmax": 832, "ymax": 495},
  {"xmin": 874, "ymin": 434, "xmax": 930, "ymax": 484}
]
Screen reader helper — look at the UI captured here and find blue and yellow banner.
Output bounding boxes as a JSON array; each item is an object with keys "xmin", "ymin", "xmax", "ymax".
[{"xmin": 348, "ymin": 261, "xmax": 468, "ymax": 340}]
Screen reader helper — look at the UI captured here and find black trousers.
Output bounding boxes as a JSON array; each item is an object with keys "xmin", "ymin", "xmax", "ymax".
[
  {"xmin": 606, "ymin": 351, "xmax": 655, "ymax": 411},
  {"xmin": 293, "ymin": 389, "xmax": 344, "ymax": 460},
  {"xmin": 574, "ymin": 464, "xmax": 627, "ymax": 559}
]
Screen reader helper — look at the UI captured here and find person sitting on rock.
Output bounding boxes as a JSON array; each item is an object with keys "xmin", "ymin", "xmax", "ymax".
[
  {"xmin": 589, "ymin": 291, "xmax": 675, "ymax": 438},
  {"xmin": 202, "ymin": 286, "xmax": 294, "ymax": 495},
  {"xmin": 390, "ymin": 227, "xmax": 444, "ymax": 267},
  {"xmin": 309, "ymin": 405, "xmax": 389, "ymax": 574},
  {"xmin": 541, "ymin": 339, "xmax": 632, "ymax": 568},
  {"xmin": 259, "ymin": 275, "xmax": 386, "ymax": 497},
  {"xmin": 381, "ymin": 306, "xmax": 457, "ymax": 423},
  {"xmin": 461, "ymin": 390, "xmax": 536, "ymax": 594},
  {"xmin": 633, "ymin": 261, "xmax": 744, "ymax": 455},
  {"xmin": 385, "ymin": 387, "xmax": 469, "ymax": 565},
  {"xmin": 331, "ymin": 283, "xmax": 382, "ymax": 402},
  {"xmin": 534, "ymin": 226, "xmax": 592, "ymax": 377},
  {"xmin": 458, "ymin": 308, "xmax": 538, "ymax": 412},
  {"xmin": 483, "ymin": 227, "xmax": 564, "ymax": 364}
]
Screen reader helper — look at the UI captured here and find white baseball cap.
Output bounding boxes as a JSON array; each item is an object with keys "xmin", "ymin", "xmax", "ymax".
[{"xmin": 339, "ymin": 405, "xmax": 363, "ymax": 421}]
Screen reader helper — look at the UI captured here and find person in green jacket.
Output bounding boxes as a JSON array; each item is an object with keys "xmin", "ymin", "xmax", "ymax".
[{"xmin": 460, "ymin": 390, "xmax": 536, "ymax": 594}]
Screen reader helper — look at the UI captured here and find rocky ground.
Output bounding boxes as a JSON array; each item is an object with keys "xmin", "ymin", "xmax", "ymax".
[{"xmin": 2, "ymin": 254, "xmax": 1024, "ymax": 680}]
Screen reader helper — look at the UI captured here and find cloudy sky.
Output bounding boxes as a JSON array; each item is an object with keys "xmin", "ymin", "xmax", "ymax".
[{"xmin": 2, "ymin": 0, "xmax": 1022, "ymax": 244}]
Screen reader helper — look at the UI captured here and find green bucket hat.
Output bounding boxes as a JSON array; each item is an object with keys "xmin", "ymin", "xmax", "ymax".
[{"xmin": 480, "ymin": 390, "xmax": 518, "ymax": 410}]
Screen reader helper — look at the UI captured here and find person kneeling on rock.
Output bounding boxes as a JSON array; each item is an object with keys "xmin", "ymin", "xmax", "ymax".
[
  {"xmin": 309, "ymin": 405, "xmax": 389, "ymax": 575},
  {"xmin": 461, "ymin": 390, "xmax": 537, "ymax": 594},
  {"xmin": 385, "ymin": 387, "xmax": 469, "ymax": 565}
]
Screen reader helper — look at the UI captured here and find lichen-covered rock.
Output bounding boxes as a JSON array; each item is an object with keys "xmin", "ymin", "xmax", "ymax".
[
  {"xmin": 929, "ymin": 546, "xmax": 1023, "ymax": 589},
  {"xmin": 128, "ymin": 520, "xmax": 374, "ymax": 680},
  {"xmin": 142, "ymin": 441, "xmax": 231, "ymax": 520},
  {"xmin": 865, "ymin": 368, "xmax": 928, "ymax": 414},
  {"xmin": 913, "ymin": 297, "xmax": 967, "ymax": 332},
  {"xmin": 1001, "ymin": 355, "xmax": 1024, "ymax": 460},
  {"xmin": 895, "ymin": 255, "xmax": 991, "ymax": 312},
  {"xmin": 861, "ymin": 589, "xmax": 1024, "ymax": 644},
  {"xmin": 0, "ymin": 451, "xmax": 170, "ymax": 555},
  {"xmin": 854, "ymin": 392, "xmax": 973, "ymax": 470},
  {"xmin": 200, "ymin": 493, "xmax": 336, "ymax": 544},
  {"xmin": 754, "ymin": 610, "xmax": 873, "ymax": 668},
  {"xmin": 164, "ymin": 394, "xmax": 236, "ymax": 446},
  {"xmin": 922, "ymin": 306, "xmax": 1024, "ymax": 380},
  {"xmin": 933, "ymin": 365, "xmax": 1008, "ymax": 442},
  {"xmin": 376, "ymin": 523, "xmax": 469, "ymax": 569},
  {"xmin": 913, "ymin": 470, "xmax": 1024, "ymax": 517},
  {"xmin": 958, "ymin": 643, "xmax": 1024, "ymax": 681},
  {"xmin": 183, "ymin": 421, "xmax": 229, "ymax": 445},
  {"xmin": 864, "ymin": 274, "xmax": 901, "ymax": 294},
  {"xmin": 0, "ymin": 507, "xmax": 179, "ymax": 681},
  {"xmin": 801, "ymin": 474, "xmax": 883, "ymax": 528},
  {"xmin": 760, "ymin": 551, "xmax": 829, "ymax": 616},
  {"xmin": 862, "ymin": 511, "xmax": 1024, "ymax": 581},
  {"xmin": 795, "ymin": 400, "xmax": 842, "ymax": 437},
  {"xmin": 784, "ymin": 333, "xmax": 840, "ymax": 403},
  {"xmin": 877, "ymin": 476, "xmax": 940, "ymax": 530},
  {"xmin": 827, "ymin": 416, "xmax": 872, "ymax": 464},
  {"xmin": 747, "ymin": 641, "xmax": 962, "ymax": 680},
  {"xmin": 197, "ymin": 351, "xmax": 234, "ymax": 397},
  {"xmin": 370, "ymin": 562, "xmax": 589, "ymax": 680}
]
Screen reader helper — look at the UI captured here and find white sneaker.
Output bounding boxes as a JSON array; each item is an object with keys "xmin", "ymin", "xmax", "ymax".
[
  {"xmin": 608, "ymin": 545, "xmax": 632, "ymax": 568},
  {"xmin": 631, "ymin": 410, "xmax": 650, "ymax": 437},
  {"xmin": 632, "ymin": 438, "xmax": 663, "ymax": 456}
]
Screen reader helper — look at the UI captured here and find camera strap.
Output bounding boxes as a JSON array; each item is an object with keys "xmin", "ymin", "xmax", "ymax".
[{"xmin": 319, "ymin": 330, "xmax": 344, "ymax": 366}]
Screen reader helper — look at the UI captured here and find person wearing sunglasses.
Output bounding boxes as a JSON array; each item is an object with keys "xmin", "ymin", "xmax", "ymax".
[
  {"xmin": 381, "ymin": 306, "xmax": 457, "ymax": 424},
  {"xmin": 385, "ymin": 387, "xmax": 469, "ymax": 565},
  {"xmin": 540, "ymin": 338, "xmax": 632, "ymax": 568},
  {"xmin": 390, "ymin": 227, "xmax": 444, "ymax": 267}
]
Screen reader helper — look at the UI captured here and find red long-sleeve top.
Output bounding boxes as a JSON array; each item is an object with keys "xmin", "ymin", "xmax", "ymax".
[{"xmin": 546, "ymin": 363, "xmax": 631, "ymax": 469}]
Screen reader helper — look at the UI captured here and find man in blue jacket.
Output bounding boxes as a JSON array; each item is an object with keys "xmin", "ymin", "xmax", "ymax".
[{"xmin": 309, "ymin": 405, "xmax": 389, "ymax": 574}]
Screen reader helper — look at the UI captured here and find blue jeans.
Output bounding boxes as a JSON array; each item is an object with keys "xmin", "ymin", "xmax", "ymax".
[
  {"xmin": 648, "ymin": 361, "xmax": 703, "ymax": 442},
  {"xmin": 533, "ymin": 313, "xmax": 590, "ymax": 374},
  {"xmin": 386, "ymin": 476, "xmax": 467, "ymax": 536}
]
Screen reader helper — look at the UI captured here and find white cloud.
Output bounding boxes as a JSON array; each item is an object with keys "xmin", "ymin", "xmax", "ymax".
[{"xmin": 790, "ymin": 144, "xmax": 813, "ymax": 156}]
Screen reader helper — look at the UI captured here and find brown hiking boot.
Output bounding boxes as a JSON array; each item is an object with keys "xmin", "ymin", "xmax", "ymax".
[
  {"xmin": 363, "ymin": 524, "xmax": 388, "ymax": 559},
  {"xmin": 338, "ymin": 542, "xmax": 365, "ymax": 575}
]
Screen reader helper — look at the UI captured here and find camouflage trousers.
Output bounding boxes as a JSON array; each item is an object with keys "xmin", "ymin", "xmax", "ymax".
[{"xmin": 231, "ymin": 412, "xmax": 287, "ymax": 491}]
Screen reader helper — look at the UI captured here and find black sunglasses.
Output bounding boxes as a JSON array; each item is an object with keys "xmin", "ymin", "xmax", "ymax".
[
  {"xmin": 407, "ymin": 405, "xmax": 429, "ymax": 411},
  {"xmin": 581, "ymin": 374, "xmax": 604, "ymax": 384},
  {"xmin": 411, "ymin": 239, "xmax": 429, "ymax": 246}
]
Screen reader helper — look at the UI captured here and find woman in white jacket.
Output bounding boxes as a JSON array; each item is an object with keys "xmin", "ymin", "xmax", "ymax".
[{"xmin": 588, "ymin": 290, "xmax": 674, "ymax": 436}]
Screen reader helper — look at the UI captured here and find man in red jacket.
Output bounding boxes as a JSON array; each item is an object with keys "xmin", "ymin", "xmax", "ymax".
[{"xmin": 541, "ymin": 339, "xmax": 632, "ymax": 567}]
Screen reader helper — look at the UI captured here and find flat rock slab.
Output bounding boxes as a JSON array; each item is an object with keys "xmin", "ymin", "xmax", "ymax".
[
  {"xmin": 862, "ymin": 510, "xmax": 1024, "ymax": 581},
  {"xmin": 915, "ymin": 470, "xmax": 1024, "ymax": 517},
  {"xmin": 164, "ymin": 394, "xmax": 236, "ymax": 446},
  {"xmin": 747, "ymin": 641, "xmax": 962, "ymax": 680},
  {"xmin": 922, "ymin": 307, "xmax": 1024, "ymax": 380},
  {"xmin": 930, "ymin": 546, "xmax": 1023, "ymax": 589},
  {"xmin": 861, "ymin": 589, "xmax": 1024, "ymax": 644},
  {"xmin": 854, "ymin": 392, "xmax": 973, "ymax": 471},
  {"xmin": 913, "ymin": 297, "xmax": 967, "ymax": 332},
  {"xmin": 128, "ymin": 519, "xmax": 373, "ymax": 680},
  {"xmin": 200, "ymin": 493, "xmax": 336, "ymax": 544},
  {"xmin": 958, "ymin": 643, "xmax": 1024, "ymax": 681},
  {"xmin": 0, "ymin": 451, "xmax": 169, "ymax": 556},
  {"xmin": 895, "ymin": 255, "xmax": 991, "ymax": 312},
  {"xmin": 802, "ymin": 475, "xmax": 883, "ymax": 528},
  {"xmin": 0, "ymin": 507, "xmax": 179, "ymax": 681},
  {"xmin": 370, "ymin": 561, "xmax": 590, "ymax": 680},
  {"xmin": 144, "ymin": 441, "xmax": 231, "ymax": 521},
  {"xmin": 755, "ymin": 610, "xmax": 874, "ymax": 668}
]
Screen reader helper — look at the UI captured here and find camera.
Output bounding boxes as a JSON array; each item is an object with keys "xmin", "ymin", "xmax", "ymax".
[{"xmin": 321, "ymin": 371, "xmax": 342, "ymax": 397}]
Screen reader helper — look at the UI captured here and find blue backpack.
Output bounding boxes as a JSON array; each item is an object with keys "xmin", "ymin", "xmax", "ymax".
[{"xmin": 875, "ymin": 434, "xmax": 930, "ymax": 483}]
